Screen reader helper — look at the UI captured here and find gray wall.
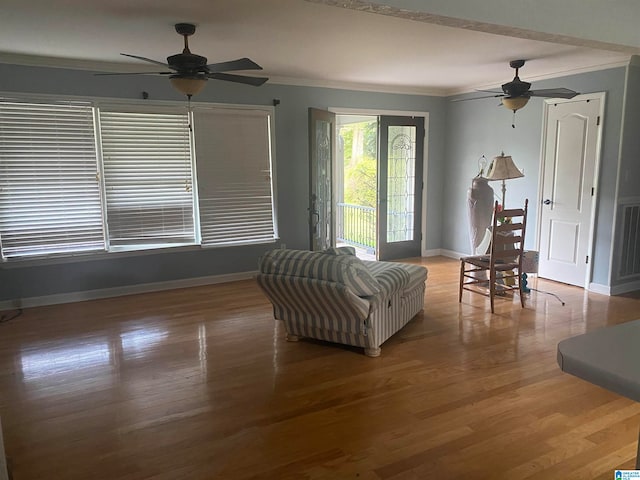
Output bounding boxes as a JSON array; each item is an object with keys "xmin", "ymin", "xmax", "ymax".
[
  {"xmin": 0, "ymin": 61, "xmax": 634, "ymax": 301},
  {"xmin": 444, "ymin": 67, "xmax": 626, "ymax": 287},
  {"xmin": 612, "ymin": 58, "xmax": 640, "ymax": 285},
  {"xmin": 0, "ymin": 63, "xmax": 446, "ymax": 302},
  {"xmin": 618, "ymin": 60, "xmax": 640, "ymax": 200}
]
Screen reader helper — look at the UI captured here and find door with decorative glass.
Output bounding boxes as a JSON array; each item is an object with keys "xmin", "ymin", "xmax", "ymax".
[
  {"xmin": 377, "ymin": 115, "xmax": 424, "ymax": 260},
  {"xmin": 308, "ymin": 108, "xmax": 335, "ymax": 251}
]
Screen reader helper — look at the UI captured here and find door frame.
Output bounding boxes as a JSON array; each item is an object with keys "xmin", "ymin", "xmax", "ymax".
[
  {"xmin": 330, "ymin": 107, "xmax": 430, "ymax": 256},
  {"xmin": 535, "ymin": 92, "xmax": 606, "ymax": 288}
]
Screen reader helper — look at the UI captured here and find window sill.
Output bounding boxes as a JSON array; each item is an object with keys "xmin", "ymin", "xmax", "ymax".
[
  {"xmin": 1, "ymin": 243, "xmax": 199, "ymax": 269},
  {"xmin": 1, "ymin": 239, "xmax": 278, "ymax": 269}
]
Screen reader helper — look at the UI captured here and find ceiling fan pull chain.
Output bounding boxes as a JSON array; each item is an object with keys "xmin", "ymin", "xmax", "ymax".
[{"xmin": 512, "ymin": 111, "xmax": 517, "ymax": 129}]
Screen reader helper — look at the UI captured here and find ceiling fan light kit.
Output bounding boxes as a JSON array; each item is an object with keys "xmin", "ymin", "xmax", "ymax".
[
  {"xmin": 100, "ymin": 23, "xmax": 268, "ymax": 98},
  {"xmin": 169, "ymin": 76, "xmax": 208, "ymax": 96},
  {"xmin": 502, "ymin": 96, "xmax": 529, "ymax": 112}
]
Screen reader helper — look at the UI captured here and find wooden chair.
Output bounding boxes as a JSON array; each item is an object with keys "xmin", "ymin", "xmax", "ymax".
[{"xmin": 459, "ymin": 199, "xmax": 528, "ymax": 313}]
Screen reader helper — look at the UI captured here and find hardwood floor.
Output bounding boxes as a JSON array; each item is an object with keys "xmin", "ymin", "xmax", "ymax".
[{"xmin": 1, "ymin": 256, "xmax": 639, "ymax": 479}]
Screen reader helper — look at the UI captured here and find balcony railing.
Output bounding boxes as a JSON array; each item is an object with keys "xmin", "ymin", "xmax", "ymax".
[{"xmin": 336, "ymin": 203, "xmax": 376, "ymax": 250}]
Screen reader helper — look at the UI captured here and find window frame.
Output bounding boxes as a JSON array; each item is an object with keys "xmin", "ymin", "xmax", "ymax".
[
  {"xmin": 191, "ymin": 105, "xmax": 279, "ymax": 249},
  {"xmin": 0, "ymin": 97, "xmax": 107, "ymax": 260},
  {"xmin": 95, "ymin": 103, "xmax": 198, "ymax": 251},
  {"xmin": 0, "ymin": 92, "xmax": 278, "ymax": 266}
]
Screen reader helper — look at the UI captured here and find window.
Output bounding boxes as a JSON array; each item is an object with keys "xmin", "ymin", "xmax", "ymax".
[
  {"xmin": 0, "ymin": 97, "xmax": 277, "ymax": 261},
  {"xmin": 0, "ymin": 100, "xmax": 104, "ymax": 259},
  {"xmin": 98, "ymin": 108, "xmax": 195, "ymax": 248},
  {"xmin": 193, "ymin": 108, "xmax": 276, "ymax": 246}
]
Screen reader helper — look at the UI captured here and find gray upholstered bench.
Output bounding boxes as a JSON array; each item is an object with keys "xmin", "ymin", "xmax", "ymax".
[{"xmin": 557, "ymin": 320, "xmax": 640, "ymax": 469}]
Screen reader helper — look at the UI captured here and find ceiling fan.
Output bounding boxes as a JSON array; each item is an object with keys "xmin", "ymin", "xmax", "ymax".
[
  {"xmin": 99, "ymin": 23, "xmax": 268, "ymax": 98},
  {"xmin": 463, "ymin": 59, "xmax": 579, "ymax": 113}
]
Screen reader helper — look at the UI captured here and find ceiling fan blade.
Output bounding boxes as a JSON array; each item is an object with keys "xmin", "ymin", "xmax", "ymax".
[
  {"xmin": 95, "ymin": 71, "xmax": 173, "ymax": 76},
  {"xmin": 450, "ymin": 93, "xmax": 506, "ymax": 102},
  {"xmin": 206, "ymin": 58, "xmax": 263, "ymax": 73},
  {"xmin": 528, "ymin": 88, "xmax": 579, "ymax": 99},
  {"xmin": 208, "ymin": 72, "xmax": 268, "ymax": 86},
  {"xmin": 120, "ymin": 53, "xmax": 171, "ymax": 68},
  {"xmin": 476, "ymin": 89, "xmax": 504, "ymax": 94}
]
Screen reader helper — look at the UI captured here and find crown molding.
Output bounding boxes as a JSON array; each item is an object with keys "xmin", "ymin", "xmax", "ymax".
[
  {"xmin": 447, "ymin": 59, "xmax": 631, "ymax": 96},
  {"xmin": 266, "ymin": 74, "xmax": 448, "ymax": 96},
  {"xmin": 0, "ymin": 51, "xmax": 631, "ymax": 98},
  {"xmin": 0, "ymin": 51, "xmax": 162, "ymax": 74},
  {"xmin": 0, "ymin": 51, "xmax": 450, "ymax": 96}
]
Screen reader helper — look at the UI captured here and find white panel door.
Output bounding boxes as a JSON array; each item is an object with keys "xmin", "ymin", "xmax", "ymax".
[{"xmin": 538, "ymin": 96, "xmax": 602, "ymax": 287}]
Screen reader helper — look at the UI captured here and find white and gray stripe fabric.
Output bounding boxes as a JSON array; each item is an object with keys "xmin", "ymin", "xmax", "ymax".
[
  {"xmin": 260, "ymin": 249, "xmax": 381, "ymax": 296},
  {"xmin": 323, "ymin": 246, "xmax": 357, "ymax": 256},
  {"xmin": 256, "ymin": 274, "xmax": 370, "ymax": 335},
  {"xmin": 256, "ymin": 249, "xmax": 428, "ymax": 354}
]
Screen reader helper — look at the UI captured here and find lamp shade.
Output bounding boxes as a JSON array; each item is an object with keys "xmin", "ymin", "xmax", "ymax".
[
  {"xmin": 502, "ymin": 96, "xmax": 529, "ymax": 112},
  {"xmin": 486, "ymin": 154, "xmax": 524, "ymax": 181},
  {"xmin": 170, "ymin": 76, "xmax": 207, "ymax": 96}
]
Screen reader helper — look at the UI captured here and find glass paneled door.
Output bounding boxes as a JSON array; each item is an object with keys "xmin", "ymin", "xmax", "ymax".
[
  {"xmin": 308, "ymin": 108, "xmax": 336, "ymax": 251},
  {"xmin": 377, "ymin": 116, "xmax": 424, "ymax": 260}
]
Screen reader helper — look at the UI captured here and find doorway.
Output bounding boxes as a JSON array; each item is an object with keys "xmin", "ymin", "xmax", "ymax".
[
  {"xmin": 336, "ymin": 115, "xmax": 378, "ymax": 259},
  {"xmin": 333, "ymin": 113, "xmax": 425, "ymax": 261}
]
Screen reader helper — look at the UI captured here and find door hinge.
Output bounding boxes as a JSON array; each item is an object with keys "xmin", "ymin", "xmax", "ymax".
[
  {"xmin": 596, "ymin": 116, "xmax": 600, "ymax": 126},
  {"xmin": 586, "ymin": 255, "xmax": 589, "ymax": 264},
  {"xmin": 421, "ymin": 181, "xmax": 424, "ymax": 190},
  {"xmin": 591, "ymin": 187, "xmax": 595, "ymax": 196}
]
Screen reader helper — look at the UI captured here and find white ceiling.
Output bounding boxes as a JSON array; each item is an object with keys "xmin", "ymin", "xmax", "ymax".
[{"xmin": 0, "ymin": 0, "xmax": 634, "ymax": 95}]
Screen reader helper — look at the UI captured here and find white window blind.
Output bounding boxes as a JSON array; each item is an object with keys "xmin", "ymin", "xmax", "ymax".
[
  {"xmin": 0, "ymin": 100, "xmax": 104, "ymax": 259},
  {"xmin": 193, "ymin": 108, "xmax": 275, "ymax": 246},
  {"xmin": 98, "ymin": 109, "xmax": 195, "ymax": 248}
]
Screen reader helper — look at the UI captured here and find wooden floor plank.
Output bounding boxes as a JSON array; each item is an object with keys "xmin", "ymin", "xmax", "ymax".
[{"xmin": 1, "ymin": 256, "xmax": 639, "ymax": 479}]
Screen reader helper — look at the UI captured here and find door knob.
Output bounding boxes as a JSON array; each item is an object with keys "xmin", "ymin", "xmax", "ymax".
[{"xmin": 543, "ymin": 199, "xmax": 552, "ymax": 205}]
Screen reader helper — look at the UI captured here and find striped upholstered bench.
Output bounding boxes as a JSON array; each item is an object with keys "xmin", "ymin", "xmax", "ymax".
[{"xmin": 256, "ymin": 248, "xmax": 427, "ymax": 357}]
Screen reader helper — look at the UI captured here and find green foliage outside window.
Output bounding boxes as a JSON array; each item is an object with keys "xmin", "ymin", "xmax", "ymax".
[{"xmin": 338, "ymin": 119, "xmax": 377, "ymax": 249}]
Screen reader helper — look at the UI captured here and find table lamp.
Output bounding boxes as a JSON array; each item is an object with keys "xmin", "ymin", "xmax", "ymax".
[{"xmin": 486, "ymin": 153, "xmax": 524, "ymax": 207}]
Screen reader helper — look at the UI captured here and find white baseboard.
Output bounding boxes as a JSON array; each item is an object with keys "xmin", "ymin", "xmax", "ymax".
[
  {"xmin": 588, "ymin": 283, "xmax": 611, "ymax": 295},
  {"xmin": 422, "ymin": 248, "xmax": 465, "ymax": 259},
  {"xmin": 439, "ymin": 249, "xmax": 466, "ymax": 260},
  {"xmin": 588, "ymin": 279, "xmax": 640, "ymax": 296},
  {"xmin": 610, "ymin": 279, "xmax": 640, "ymax": 295},
  {"xmin": 0, "ymin": 271, "xmax": 258, "ymax": 310}
]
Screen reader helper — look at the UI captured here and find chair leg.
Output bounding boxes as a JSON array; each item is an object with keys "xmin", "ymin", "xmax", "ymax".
[
  {"xmin": 489, "ymin": 268, "xmax": 496, "ymax": 313},
  {"xmin": 459, "ymin": 261, "xmax": 465, "ymax": 303}
]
